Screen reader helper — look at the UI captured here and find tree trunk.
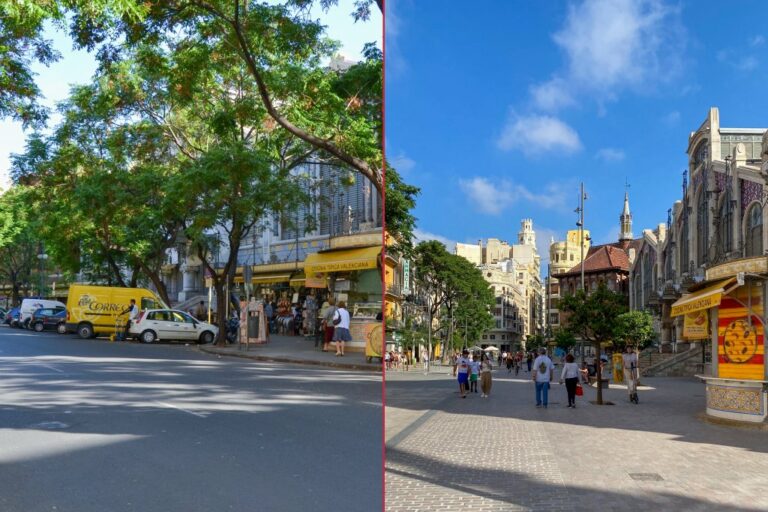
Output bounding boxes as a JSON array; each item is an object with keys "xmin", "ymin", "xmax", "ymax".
[{"xmin": 141, "ymin": 263, "xmax": 172, "ymax": 308}]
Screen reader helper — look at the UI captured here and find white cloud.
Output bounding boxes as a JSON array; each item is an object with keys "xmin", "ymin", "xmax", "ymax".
[
  {"xmin": 530, "ymin": 77, "xmax": 575, "ymax": 111},
  {"xmin": 384, "ymin": 0, "xmax": 407, "ymax": 77},
  {"xmin": 535, "ymin": 226, "xmax": 560, "ymax": 269},
  {"xmin": 750, "ymin": 35, "xmax": 765, "ymax": 47},
  {"xmin": 413, "ymin": 228, "xmax": 457, "ymax": 252},
  {"xmin": 595, "ymin": 148, "xmax": 626, "ymax": 162},
  {"xmin": 528, "ymin": 0, "xmax": 685, "ymax": 111},
  {"xmin": 389, "ymin": 152, "xmax": 415, "ymax": 174},
  {"xmin": 496, "ymin": 113, "xmax": 582, "ymax": 156},
  {"xmin": 663, "ymin": 110, "xmax": 680, "ymax": 126},
  {"xmin": 459, "ymin": 177, "xmax": 574, "ymax": 216},
  {"xmin": 736, "ymin": 56, "xmax": 759, "ymax": 72}
]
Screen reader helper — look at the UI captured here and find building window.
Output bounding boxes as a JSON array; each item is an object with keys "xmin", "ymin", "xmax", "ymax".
[
  {"xmin": 490, "ymin": 335, "xmax": 496, "ymax": 340},
  {"xmin": 681, "ymin": 212, "xmax": 690, "ymax": 274},
  {"xmin": 697, "ymin": 188, "xmax": 708, "ymax": 266},
  {"xmin": 718, "ymin": 195, "xmax": 733, "ymax": 255},
  {"xmin": 570, "ymin": 254, "xmax": 574, "ymax": 261},
  {"xmin": 482, "ymin": 335, "xmax": 487, "ymax": 340},
  {"xmin": 746, "ymin": 203, "xmax": 763, "ymax": 257}
]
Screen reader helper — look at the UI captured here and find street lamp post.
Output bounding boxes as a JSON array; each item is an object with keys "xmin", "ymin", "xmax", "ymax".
[{"xmin": 37, "ymin": 250, "xmax": 48, "ymax": 298}]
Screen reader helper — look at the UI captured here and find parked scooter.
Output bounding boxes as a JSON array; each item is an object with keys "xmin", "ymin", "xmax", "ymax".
[{"xmin": 225, "ymin": 313, "xmax": 240, "ymax": 344}]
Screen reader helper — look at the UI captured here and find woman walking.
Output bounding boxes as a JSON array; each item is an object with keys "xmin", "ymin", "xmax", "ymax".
[
  {"xmin": 560, "ymin": 353, "xmax": 580, "ymax": 408},
  {"xmin": 332, "ymin": 301, "xmax": 351, "ymax": 356},
  {"xmin": 480, "ymin": 352, "xmax": 493, "ymax": 398}
]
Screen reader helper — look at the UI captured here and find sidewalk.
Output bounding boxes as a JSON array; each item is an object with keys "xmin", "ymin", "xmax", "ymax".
[
  {"xmin": 386, "ymin": 371, "xmax": 768, "ymax": 511},
  {"xmin": 198, "ymin": 333, "xmax": 381, "ymax": 372}
]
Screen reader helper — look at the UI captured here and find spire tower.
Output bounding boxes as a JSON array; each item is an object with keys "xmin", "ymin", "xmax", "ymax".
[{"xmin": 619, "ymin": 183, "xmax": 633, "ymax": 242}]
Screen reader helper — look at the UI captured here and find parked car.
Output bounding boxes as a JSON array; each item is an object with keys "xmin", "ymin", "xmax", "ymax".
[
  {"xmin": 30, "ymin": 308, "xmax": 67, "ymax": 334},
  {"xmin": 20, "ymin": 299, "xmax": 66, "ymax": 330},
  {"xmin": 0, "ymin": 307, "xmax": 6, "ymax": 322},
  {"xmin": 130, "ymin": 309, "xmax": 218, "ymax": 344},
  {"xmin": 6, "ymin": 307, "xmax": 21, "ymax": 327}
]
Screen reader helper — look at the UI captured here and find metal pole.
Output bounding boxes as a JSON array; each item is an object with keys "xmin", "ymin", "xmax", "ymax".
[
  {"xmin": 426, "ymin": 294, "xmax": 431, "ymax": 374},
  {"xmin": 580, "ymin": 182, "xmax": 585, "ymax": 291}
]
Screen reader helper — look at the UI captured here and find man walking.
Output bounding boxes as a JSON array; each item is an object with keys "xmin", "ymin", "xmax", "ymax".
[
  {"xmin": 456, "ymin": 349, "xmax": 471, "ymax": 398},
  {"xmin": 532, "ymin": 348, "xmax": 554, "ymax": 408},
  {"xmin": 623, "ymin": 345, "xmax": 640, "ymax": 403},
  {"xmin": 194, "ymin": 301, "xmax": 206, "ymax": 322}
]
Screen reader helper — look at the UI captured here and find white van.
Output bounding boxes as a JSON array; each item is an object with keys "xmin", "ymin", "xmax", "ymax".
[{"xmin": 19, "ymin": 299, "xmax": 67, "ymax": 329}]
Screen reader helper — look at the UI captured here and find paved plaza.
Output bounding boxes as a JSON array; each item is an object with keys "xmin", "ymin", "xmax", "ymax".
[{"xmin": 385, "ymin": 367, "xmax": 768, "ymax": 512}]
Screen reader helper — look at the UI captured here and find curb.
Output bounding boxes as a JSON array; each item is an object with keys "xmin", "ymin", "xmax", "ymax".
[{"xmin": 197, "ymin": 346, "xmax": 381, "ymax": 372}]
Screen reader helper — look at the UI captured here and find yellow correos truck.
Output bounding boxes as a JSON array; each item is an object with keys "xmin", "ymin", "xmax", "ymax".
[{"xmin": 66, "ymin": 284, "xmax": 168, "ymax": 339}]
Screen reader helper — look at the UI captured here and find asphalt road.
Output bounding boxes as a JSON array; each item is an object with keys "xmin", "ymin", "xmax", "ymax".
[{"xmin": 0, "ymin": 326, "xmax": 383, "ymax": 512}]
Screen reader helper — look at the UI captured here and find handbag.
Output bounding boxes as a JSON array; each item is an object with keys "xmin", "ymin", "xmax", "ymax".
[{"xmin": 575, "ymin": 384, "xmax": 583, "ymax": 396}]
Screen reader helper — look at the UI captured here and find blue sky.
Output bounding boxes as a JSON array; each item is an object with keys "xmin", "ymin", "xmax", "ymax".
[
  {"xmin": 385, "ymin": 0, "xmax": 768, "ymax": 268},
  {"xmin": 0, "ymin": 0, "xmax": 382, "ymax": 188}
]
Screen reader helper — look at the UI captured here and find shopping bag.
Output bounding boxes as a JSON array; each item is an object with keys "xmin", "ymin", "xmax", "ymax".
[{"xmin": 575, "ymin": 384, "xmax": 583, "ymax": 396}]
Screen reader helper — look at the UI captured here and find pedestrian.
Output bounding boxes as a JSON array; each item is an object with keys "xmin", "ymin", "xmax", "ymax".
[
  {"xmin": 194, "ymin": 301, "xmax": 206, "ymax": 322},
  {"xmin": 480, "ymin": 352, "xmax": 493, "ymax": 398},
  {"xmin": 622, "ymin": 345, "xmax": 640, "ymax": 404},
  {"xmin": 506, "ymin": 353, "xmax": 513, "ymax": 373},
  {"xmin": 264, "ymin": 300, "xmax": 274, "ymax": 335},
  {"xmin": 526, "ymin": 352, "xmax": 533, "ymax": 372},
  {"xmin": 532, "ymin": 347, "xmax": 554, "ymax": 408},
  {"xmin": 470, "ymin": 355, "xmax": 480, "ymax": 393},
  {"xmin": 456, "ymin": 349, "xmax": 470, "ymax": 398},
  {"xmin": 580, "ymin": 360, "xmax": 590, "ymax": 384},
  {"xmin": 421, "ymin": 349, "xmax": 429, "ymax": 371},
  {"xmin": 120, "ymin": 298, "xmax": 139, "ymax": 341},
  {"xmin": 321, "ymin": 297, "xmax": 337, "ymax": 352},
  {"xmin": 451, "ymin": 351, "xmax": 458, "ymax": 377},
  {"xmin": 560, "ymin": 353, "xmax": 580, "ymax": 408},
  {"xmin": 384, "ymin": 351, "xmax": 391, "ymax": 370},
  {"xmin": 332, "ymin": 300, "xmax": 351, "ymax": 356}
]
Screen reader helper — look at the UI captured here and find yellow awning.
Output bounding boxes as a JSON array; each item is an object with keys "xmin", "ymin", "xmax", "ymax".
[
  {"xmin": 234, "ymin": 273, "xmax": 291, "ymax": 285},
  {"xmin": 671, "ymin": 278, "xmax": 738, "ymax": 317},
  {"xmin": 304, "ymin": 246, "xmax": 381, "ymax": 275}
]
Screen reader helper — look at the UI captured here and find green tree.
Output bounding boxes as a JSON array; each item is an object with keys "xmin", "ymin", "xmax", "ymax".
[
  {"xmin": 559, "ymin": 283, "xmax": 628, "ymax": 404},
  {"xmin": 412, "ymin": 240, "xmax": 494, "ymax": 357},
  {"xmin": 526, "ymin": 334, "xmax": 546, "ymax": 351},
  {"xmin": 553, "ymin": 328, "xmax": 577, "ymax": 352},
  {"xmin": 0, "ymin": 186, "xmax": 39, "ymax": 304},
  {"xmin": 613, "ymin": 310, "xmax": 656, "ymax": 350}
]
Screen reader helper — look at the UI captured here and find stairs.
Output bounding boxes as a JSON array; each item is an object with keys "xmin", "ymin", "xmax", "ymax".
[
  {"xmin": 638, "ymin": 350, "xmax": 676, "ymax": 373},
  {"xmin": 173, "ymin": 294, "xmax": 212, "ymax": 313},
  {"xmin": 640, "ymin": 345, "xmax": 704, "ymax": 377}
]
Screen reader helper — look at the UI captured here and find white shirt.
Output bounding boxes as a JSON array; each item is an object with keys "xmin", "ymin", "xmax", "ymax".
[
  {"xmin": 457, "ymin": 356, "xmax": 470, "ymax": 374},
  {"xmin": 333, "ymin": 308, "xmax": 350, "ymax": 329},
  {"xmin": 533, "ymin": 355, "xmax": 554, "ymax": 382},
  {"xmin": 560, "ymin": 362, "xmax": 580, "ymax": 380},
  {"xmin": 622, "ymin": 352, "xmax": 638, "ymax": 371},
  {"xmin": 128, "ymin": 304, "xmax": 139, "ymax": 321},
  {"xmin": 470, "ymin": 361, "xmax": 480, "ymax": 375}
]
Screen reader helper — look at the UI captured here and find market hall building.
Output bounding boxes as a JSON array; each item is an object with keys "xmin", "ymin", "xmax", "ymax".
[{"xmin": 631, "ymin": 108, "xmax": 768, "ymax": 423}]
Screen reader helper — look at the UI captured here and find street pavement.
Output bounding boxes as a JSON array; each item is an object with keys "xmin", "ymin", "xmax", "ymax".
[
  {"xmin": 0, "ymin": 326, "xmax": 383, "ymax": 512},
  {"xmin": 385, "ymin": 366, "xmax": 768, "ymax": 512},
  {"xmin": 199, "ymin": 332, "xmax": 381, "ymax": 371}
]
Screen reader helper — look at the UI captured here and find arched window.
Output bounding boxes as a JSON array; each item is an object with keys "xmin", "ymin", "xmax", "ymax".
[
  {"xmin": 642, "ymin": 252, "xmax": 652, "ymax": 308},
  {"xmin": 633, "ymin": 273, "xmax": 642, "ymax": 309},
  {"xmin": 680, "ymin": 214, "xmax": 689, "ymax": 274},
  {"xmin": 718, "ymin": 196, "xmax": 733, "ymax": 255},
  {"xmin": 697, "ymin": 189, "xmax": 708, "ymax": 266},
  {"xmin": 745, "ymin": 204, "xmax": 763, "ymax": 257}
]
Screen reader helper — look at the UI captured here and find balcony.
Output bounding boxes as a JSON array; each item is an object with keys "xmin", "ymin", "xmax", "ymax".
[{"xmin": 386, "ymin": 284, "xmax": 404, "ymax": 298}]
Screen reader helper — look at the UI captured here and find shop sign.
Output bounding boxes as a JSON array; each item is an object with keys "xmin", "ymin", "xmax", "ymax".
[
  {"xmin": 306, "ymin": 273, "xmax": 327, "ymax": 288},
  {"xmin": 683, "ymin": 310, "xmax": 709, "ymax": 340},
  {"xmin": 717, "ymin": 285, "xmax": 765, "ymax": 380},
  {"xmin": 671, "ymin": 293, "xmax": 721, "ymax": 317},
  {"xmin": 403, "ymin": 260, "xmax": 411, "ymax": 294}
]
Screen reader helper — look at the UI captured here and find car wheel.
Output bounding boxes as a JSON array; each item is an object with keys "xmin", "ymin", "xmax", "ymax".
[
  {"xmin": 78, "ymin": 323, "xmax": 94, "ymax": 339},
  {"xmin": 33, "ymin": 322, "xmax": 44, "ymax": 333},
  {"xmin": 57, "ymin": 323, "xmax": 67, "ymax": 335},
  {"xmin": 141, "ymin": 330, "xmax": 156, "ymax": 343},
  {"xmin": 199, "ymin": 331, "xmax": 214, "ymax": 344}
]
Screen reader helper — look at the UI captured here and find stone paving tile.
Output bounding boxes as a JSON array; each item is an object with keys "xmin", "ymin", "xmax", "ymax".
[{"xmin": 386, "ymin": 372, "xmax": 768, "ymax": 512}]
